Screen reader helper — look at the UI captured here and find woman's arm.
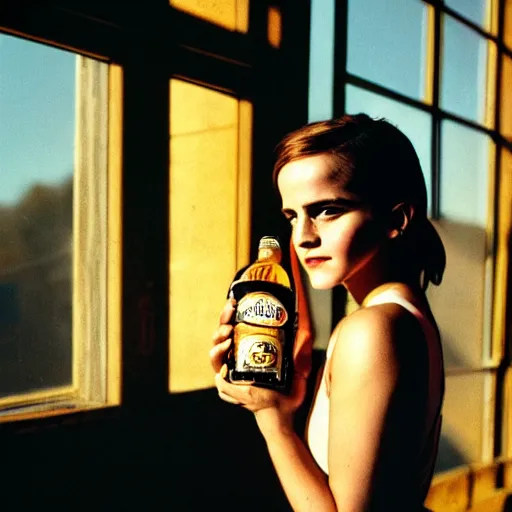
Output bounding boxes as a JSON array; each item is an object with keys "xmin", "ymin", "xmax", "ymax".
[
  {"xmin": 327, "ymin": 306, "xmax": 401, "ymax": 511},
  {"xmin": 254, "ymin": 406, "xmax": 338, "ymax": 511},
  {"xmin": 212, "ymin": 303, "xmax": 405, "ymax": 512},
  {"xmin": 211, "ymin": 300, "xmax": 336, "ymax": 510}
]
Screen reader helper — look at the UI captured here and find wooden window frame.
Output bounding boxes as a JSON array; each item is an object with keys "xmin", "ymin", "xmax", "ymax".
[{"xmin": 0, "ymin": 31, "xmax": 122, "ymax": 419}]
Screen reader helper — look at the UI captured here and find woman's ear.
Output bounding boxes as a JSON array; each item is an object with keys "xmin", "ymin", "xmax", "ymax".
[{"xmin": 388, "ymin": 202, "xmax": 414, "ymax": 239}]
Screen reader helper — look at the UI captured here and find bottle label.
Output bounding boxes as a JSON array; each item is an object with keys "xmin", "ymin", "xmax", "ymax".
[
  {"xmin": 235, "ymin": 333, "xmax": 283, "ymax": 377},
  {"xmin": 235, "ymin": 292, "xmax": 288, "ymax": 327}
]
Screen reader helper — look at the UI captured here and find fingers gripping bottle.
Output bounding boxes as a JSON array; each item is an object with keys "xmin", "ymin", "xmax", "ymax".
[{"xmin": 228, "ymin": 236, "xmax": 296, "ymax": 393}]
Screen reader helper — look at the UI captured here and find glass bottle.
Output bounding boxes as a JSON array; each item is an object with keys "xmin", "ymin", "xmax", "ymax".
[{"xmin": 227, "ymin": 236, "xmax": 295, "ymax": 393}]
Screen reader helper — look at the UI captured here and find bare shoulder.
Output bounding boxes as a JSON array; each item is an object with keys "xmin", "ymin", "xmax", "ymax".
[{"xmin": 330, "ymin": 303, "xmax": 414, "ymax": 381}]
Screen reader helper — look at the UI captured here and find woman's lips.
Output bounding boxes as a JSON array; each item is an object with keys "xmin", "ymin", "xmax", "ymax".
[{"xmin": 304, "ymin": 257, "xmax": 330, "ymax": 268}]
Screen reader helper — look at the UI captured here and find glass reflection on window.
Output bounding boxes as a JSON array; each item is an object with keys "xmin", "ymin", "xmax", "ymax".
[
  {"xmin": 347, "ymin": 0, "xmax": 429, "ymax": 100},
  {"xmin": 445, "ymin": 0, "xmax": 490, "ymax": 30},
  {"xmin": 0, "ymin": 34, "xmax": 75, "ymax": 396},
  {"xmin": 441, "ymin": 15, "xmax": 491, "ymax": 124},
  {"xmin": 308, "ymin": 0, "xmax": 335, "ymax": 122},
  {"xmin": 345, "ymin": 85, "xmax": 432, "ymax": 214},
  {"xmin": 440, "ymin": 120, "xmax": 492, "ymax": 228}
]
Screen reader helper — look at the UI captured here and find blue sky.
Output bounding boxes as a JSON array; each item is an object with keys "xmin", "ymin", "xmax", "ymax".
[{"xmin": 0, "ymin": 33, "xmax": 75, "ymax": 206}]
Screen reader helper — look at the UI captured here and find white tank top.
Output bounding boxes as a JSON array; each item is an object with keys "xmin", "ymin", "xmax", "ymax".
[{"xmin": 305, "ymin": 290, "xmax": 443, "ymax": 479}]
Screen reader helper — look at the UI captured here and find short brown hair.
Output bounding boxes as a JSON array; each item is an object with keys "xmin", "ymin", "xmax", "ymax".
[
  {"xmin": 274, "ymin": 114, "xmax": 427, "ymax": 215},
  {"xmin": 273, "ymin": 114, "xmax": 445, "ymax": 289}
]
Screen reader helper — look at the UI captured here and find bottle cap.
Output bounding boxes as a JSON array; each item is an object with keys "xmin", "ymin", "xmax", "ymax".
[{"xmin": 259, "ymin": 236, "xmax": 281, "ymax": 250}]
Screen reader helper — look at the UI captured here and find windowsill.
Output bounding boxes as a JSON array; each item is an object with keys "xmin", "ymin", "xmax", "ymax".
[
  {"xmin": 0, "ymin": 399, "xmax": 116, "ymax": 427},
  {"xmin": 426, "ymin": 459, "xmax": 512, "ymax": 511}
]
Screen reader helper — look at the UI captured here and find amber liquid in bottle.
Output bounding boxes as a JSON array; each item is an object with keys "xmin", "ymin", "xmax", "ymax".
[{"xmin": 228, "ymin": 236, "xmax": 295, "ymax": 393}]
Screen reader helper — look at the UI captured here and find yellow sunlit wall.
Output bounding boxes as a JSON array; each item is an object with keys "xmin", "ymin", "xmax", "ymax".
[
  {"xmin": 170, "ymin": 0, "xmax": 249, "ymax": 32},
  {"xmin": 169, "ymin": 79, "xmax": 252, "ymax": 392},
  {"xmin": 502, "ymin": 56, "xmax": 512, "ymax": 141},
  {"xmin": 428, "ymin": 220, "xmax": 487, "ymax": 369},
  {"xmin": 267, "ymin": 6, "xmax": 282, "ymax": 49}
]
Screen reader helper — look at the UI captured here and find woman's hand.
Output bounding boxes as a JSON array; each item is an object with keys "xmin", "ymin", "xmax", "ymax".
[
  {"xmin": 209, "ymin": 299, "xmax": 236, "ymax": 374},
  {"xmin": 214, "ymin": 366, "xmax": 306, "ymax": 413},
  {"xmin": 210, "ymin": 299, "xmax": 307, "ymax": 432}
]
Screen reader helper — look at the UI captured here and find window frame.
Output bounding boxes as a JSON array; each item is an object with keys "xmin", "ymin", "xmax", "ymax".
[
  {"xmin": 0, "ymin": 0, "xmax": 312, "ymax": 422},
  {"xmin": 329, "ymin": 0, "xmax": 512, "ymax": 474},
  {"xmin": 0, "ymin": 34, "xmax": 123, "ymax": 417}
]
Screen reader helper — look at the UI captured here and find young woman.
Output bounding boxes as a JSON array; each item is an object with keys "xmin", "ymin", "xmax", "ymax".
[{"xmin": 210, "ymin": 114, "xmax": 446, "ymax": 511}]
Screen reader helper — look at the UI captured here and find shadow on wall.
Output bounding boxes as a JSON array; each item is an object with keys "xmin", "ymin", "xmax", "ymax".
[
  {"xmin": 503, "ymin": 495, "xmax": 512, "ymax": 511},
  {"xmin": 3, "ymin": 388, "xmax": 296, "ymax": 512},
  {"xmin": 435, "ymin": 435, "xmax": 468, "ymax": 473},
  {"xmin": 427, "ymin": 219, "xmax": 493, "ymax": 474},
  {"xmin": 428, "ymin": 218, "xmax": 489, "ymax": 370},
  {"xmin": 434, "ymin": 337, "xmax": 471, "ymax": 473}
]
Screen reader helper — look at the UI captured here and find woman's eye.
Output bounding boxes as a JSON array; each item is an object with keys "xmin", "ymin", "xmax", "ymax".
[{"xmin": 317, "ymin": 207, "xmax": 345, "ymax": 219}]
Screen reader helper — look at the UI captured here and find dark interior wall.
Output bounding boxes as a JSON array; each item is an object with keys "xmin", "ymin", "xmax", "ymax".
[
  {"xmin": 0, "ymin": 1, "xmax": 311, "ymax": 510},
  {"xmin": 2, "ymin": 394, "xmax": 290, "ymax": 511},
  {"xmin": 2, "ymin": 352, "xmax": 324, "ymax": 512}
]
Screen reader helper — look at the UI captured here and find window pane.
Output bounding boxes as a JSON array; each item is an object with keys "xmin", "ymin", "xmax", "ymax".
[
  {"xmin": 435, "ymin": 371, "xmax": 493, "ymax": 472},
  {"xmin": 306, "ymin": 0, "xmax": 336, "ymax": 342},
  {"xmin": 308, "ymin": 0, "xmax": 335, "ymax": 121},
  {"xmin": 169, "ymin": 79, "xmax": 251, "ymax": 392},
  {"xmin": 170, "ymin": 0, "xmax": 249, "ymax": 32},
  {"xmin": 441, "ymin": 15, "xmax": 491, "ymax": 124},
  {"xmin": 347, "ymin": 0, "xmax": 429, "ymax": 100},
  {"xmin": 430, "ymin": 123, "xmax": 493, "ymax": 370},
  {"xmin": 440, "ymin": 121, "xmax": 492, "ymax": 227},
  {"xmin": 445, "ymin": 0, "xmax": 490, "ymax": 30},
  {"xmin": 427, "ymin": 219, "xmax": 486, "ymax": 369},
  {"xmin": 0, "ymin": 36, "xmax": 111, "ymax": 407},
  {"xmin": 0, "ymin": 35, "xmax": 75, "ymax": 397},
  {"xmin": 345, "ymin": 85, "xmax": 432, "ymax": 213}
]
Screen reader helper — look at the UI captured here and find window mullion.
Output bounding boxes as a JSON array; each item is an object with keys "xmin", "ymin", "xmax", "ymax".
[{"xmin": 431, "ymin": 3, "xmax": 442, "ymax": 219}]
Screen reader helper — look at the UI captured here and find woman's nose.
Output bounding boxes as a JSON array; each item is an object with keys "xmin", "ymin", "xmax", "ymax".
[{"xmin": 294, "ymin": 217, "xmax": 320, "ymax": 249}]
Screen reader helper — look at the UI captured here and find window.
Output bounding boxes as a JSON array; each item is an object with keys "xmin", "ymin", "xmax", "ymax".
[
  {"xmin": 445, "ymin": 0, "xmax": 491, "ymax": 30},
  {"xmin": 346, "ymin": 0, "xmax": 430, "ymax": 100},
  {"xmin": 0, "ymin": 3, "xmax": 310, "ymax": 509},
  {"xmin": 441, "ymin": 15, "xmax": 494, "ymax": 124},
  {"xmin": 309, "ymin": 0, "xmax": 510, "ymax": 492},
  {"xmin": 439, "ymin": 121, "xmax": 492, "ymax": 228},
  {"xmin": 0, "ymin": 34, "xmax": 75, "ymax": 399},
  {"xmin": 306, "ymin": 0, "xmax": 336, "ymax": 348},
  {"xmin": 345, "ymin": 85, "xmax": 433, "ymax": 210},
  {"xmin": 0, "ymin": 33, "xmax": 120, "ymax": 413},
  {"xmin": 308, "ymin": 0, "xmax": 335, "ymax": 122}
]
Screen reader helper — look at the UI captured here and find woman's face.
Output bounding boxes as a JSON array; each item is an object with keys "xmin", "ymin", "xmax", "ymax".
[{"xmin": 277, "ymin": 153, "xmax": 387, "ymax": 290}]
